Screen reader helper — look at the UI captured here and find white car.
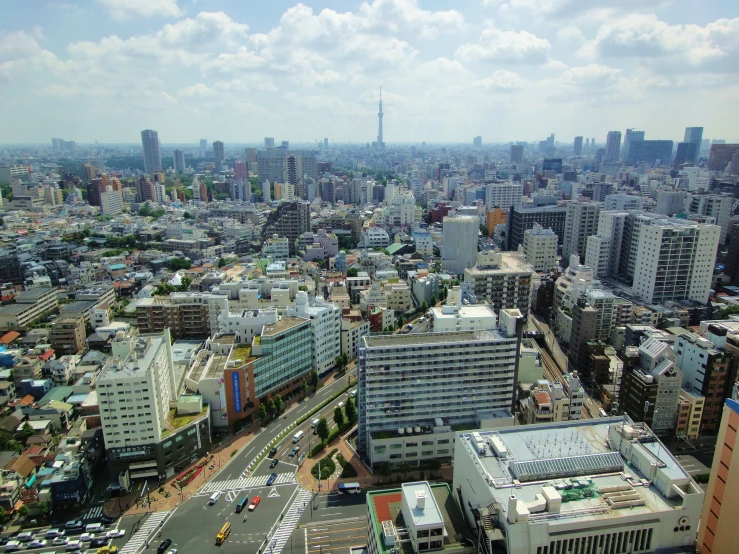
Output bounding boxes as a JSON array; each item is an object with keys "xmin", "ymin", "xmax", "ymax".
[
  {"xmin": 26, "ymin": 539, "xmax": 48, "ymax": 549},
  {"xmin": 66, "ymin": 540, "xmax": 82, "ymax": 551},
  {"xmin": 106, "ymin": 529, "xmax": 125, "ymax": 539},
  {"xmin": 52, "ymin": 537, "xmax": 69, "ymax": 546},
  {"xmin": 79, "ymin": 533, "xmax": 95, "ymax": 542}
]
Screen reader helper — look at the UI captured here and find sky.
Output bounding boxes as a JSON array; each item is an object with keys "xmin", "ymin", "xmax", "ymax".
[{"xmin": 1, "ymin": 0, "xmax": 738, "ymax": 145}]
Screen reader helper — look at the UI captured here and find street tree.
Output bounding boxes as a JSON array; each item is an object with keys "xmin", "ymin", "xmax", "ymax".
[
  {"xmin": 258, "ymin": 403, "xmax": 268, "ymax": 424},
  {"xmin": 316, "ymin": 417, "xmax": 330, "ymax": 444},
  {"xmin": 344, "ymin": 396, "xmax": 357, "ymax": 423},
  {"xmin": 267, "ymin": 398, "xmax": 276, "ymax": 417},
  {"xmin": 311, "ymin": 370, "xmax": 320, "ymax": 391},
  {"xmin": 274, "ymin": 394, "xmax": 283, "ymax": 415},
  {"xmin": 301, "ymin": 380, "xmax": 308, "ymax": 400},
  {"xmin": 334, "ymin": 406, "xmax": 345, "ymax": 429}
]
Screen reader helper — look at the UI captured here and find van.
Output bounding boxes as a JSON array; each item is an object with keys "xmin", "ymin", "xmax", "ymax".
[
  {"xmin": 293, "ymin": 430, "xmax": 304, "ymax": 443},
  {"xmin": 4, "ymin": 540, "xmax": 22, "ymax": 552},
  {"xmin": 86, "ymin": 523, "xmax": 105, "ymax": 533},
  {"xmin": 16, "ymin": 533, "xmax": 33, "ymax": 543},
  {"xmin": 209, "ymin": 491, "xmax": 222, "ymax": 505},
  {"xmin": 311, "ymin": 418, "xmax": 320, "ymax": 428},
  {"xmin": 45, "ymin": 528, "xmax": 64, "ymax": 538}
]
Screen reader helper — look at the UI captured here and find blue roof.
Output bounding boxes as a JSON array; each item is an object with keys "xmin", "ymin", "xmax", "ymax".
[
  {"xmin": 66, "ymin": 393, "xmax": 90, "ymax": 405},
  {"xmin": 109, "ymin": 263, "xmax": 126, "ymax": 270}
]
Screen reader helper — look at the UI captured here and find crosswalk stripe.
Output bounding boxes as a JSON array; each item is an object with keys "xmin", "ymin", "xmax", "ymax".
[
  {"xmin": 196, "ymin": 472, "xmax": 296, "ymax": 495},
  {"xmin": 119, "ymin": 510, "xmax": 170, "ymax": 554},
  {"xmin": 267, "ymin": 490, "xmax": 313, "ymax": 554},
  {"xmin": 83, "ymin": 505, "xmax": 104, "ymax": 521}
]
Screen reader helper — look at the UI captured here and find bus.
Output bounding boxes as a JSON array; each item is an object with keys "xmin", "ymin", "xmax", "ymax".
[
  {"xmin": 338, "ymin": 482, "xmax": 361, "ymax": 494},
  {"xmin": 293, "ymin": 430, "xmax": 304, "ymax": 443},
  {"xmin": 235, "ymin": 496, "xmax": 249, "ymax": 513},
  {"xmin": 216, "ymin": 522, "xmax": 231, "ymax": 545}
]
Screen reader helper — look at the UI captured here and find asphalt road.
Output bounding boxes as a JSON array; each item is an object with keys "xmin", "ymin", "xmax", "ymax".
[
  {"xmin": 291, "ymin": 492, "xmax": 369, "ymax": 554},
  {"xmin": 122, "ymin": 372, "xmax": 356, "ymax": 554}
]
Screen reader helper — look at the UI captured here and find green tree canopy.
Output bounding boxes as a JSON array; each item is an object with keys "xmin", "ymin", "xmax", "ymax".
[{"xmin": 316, "ymin": 417, "xmax": 329, "ymax": 444}]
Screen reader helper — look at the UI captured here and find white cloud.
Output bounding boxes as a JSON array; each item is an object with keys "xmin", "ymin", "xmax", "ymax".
[
  {"xmin": 582, "ymin": 14, "xmax": 739, "ymax": 69},
  {"xmin": 480, "ymin": 69, "xmax": 524, "ymax": 89},
  {"xmin": 456, "ymin": 27, "xmax": 550, "ymax": 63},
  {"xmin": 492, "ymin": 0, "xmax": 667, "ymax": 24},
  {"xmin": 98, "ymin": 0, "xmax": 183, "ymax": 21}
]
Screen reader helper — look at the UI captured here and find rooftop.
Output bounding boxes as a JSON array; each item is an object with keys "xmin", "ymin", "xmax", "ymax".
[
  {"xmin": 364, "ymin": 329, "xmax": 511, "ymax": 348},
  {"xmin": 262, "ymin": 316, "xmax": 308, "ymax": 337}
]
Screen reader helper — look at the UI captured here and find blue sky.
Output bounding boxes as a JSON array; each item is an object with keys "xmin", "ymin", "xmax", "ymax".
[{"xmin": 1, "ymin": 0, "xmax": 738, "ymax": 144}]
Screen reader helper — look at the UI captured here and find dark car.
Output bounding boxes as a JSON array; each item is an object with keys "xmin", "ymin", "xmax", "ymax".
[
  {"xmin": 0, "ymin": 537, "xmax": 8, "ymax": 545},
  {"xmin": 266, "ymin": 473, "xmax": 278, "ymax": 486},
  {"xmin": 269, "ymin": 458, "xmax": 279, "ymax": 468},
  {"xmin": 100, "ymin": 516, "xmax": 117, "ymax": 525},
  {"xmin": 157, "ymin": 539, "xmax": 172, "ymax": 554},
  {"xmin": 268, "ymin": 447, "xmax": 278, "ymax": 458},
  {"xmin": 90, "ymin": 538, "xmax": 110, "ymax": 548}
]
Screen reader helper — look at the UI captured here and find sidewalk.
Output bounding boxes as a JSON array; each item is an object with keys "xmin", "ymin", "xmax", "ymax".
[{"xmin": 104, "ymin": 369, "xmax": 354, "ymax": 517}]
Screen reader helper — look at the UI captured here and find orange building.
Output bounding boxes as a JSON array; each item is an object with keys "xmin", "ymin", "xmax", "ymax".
[
  {"xmin": 697, "ymin": 397, "xmax": 739, "ymax": 553},
  {"xmin": 486, "ymin": 208, "xmax": 507, "ymax": 236}
]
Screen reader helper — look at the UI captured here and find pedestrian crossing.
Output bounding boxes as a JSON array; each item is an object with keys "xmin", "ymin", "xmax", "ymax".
[
  {"xmin": 119, "ymin": 510, "xmax": 170, "ymax": 554},
  {"xmin": 197, "ymin": 472, "xmax": 296, "ymax": 495},
  {"xmin": 267, "ymin": 489, "xmax": 313, "ymax": 554},
  {"xmin": 82, "ymin": 505, "xmax": 104, "ymax": 522}
]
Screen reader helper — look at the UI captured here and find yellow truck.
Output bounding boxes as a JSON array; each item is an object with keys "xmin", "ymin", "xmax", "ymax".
[
  {"xmin": 97, "ymin": 547, "xmax": 119, "ymax": 554},
  {"xmin": 216, "ymin": 521, "xmax": 231, "ymax": 545}
]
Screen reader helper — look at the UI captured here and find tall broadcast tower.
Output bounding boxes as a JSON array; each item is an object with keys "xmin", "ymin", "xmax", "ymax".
[{"xmin": 377, "ymin": 87, "xmax": 384, "ymax": 149}]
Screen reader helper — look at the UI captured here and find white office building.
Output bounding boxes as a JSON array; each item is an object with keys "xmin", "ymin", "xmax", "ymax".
[
  {"xmin": 522, "ymin": 223, "xmax": 558, "ymax": 272},
  {"xmin": 429, "ymin": 287, "xmax": 497, "ymax": 333},
  {"xmin": 683, "ymin": 193, "xmax": 733, "ymax": 243},
  {"xmin": 361, "ymin": 227, "xmax": 391, "ymax": 249},
  {"xmin": 286, "ymin": 292, "xmax": 341, "ymax": 374},
  {"xmin": 453, "ymin": 418, "xmax": 704, "ymax": 554},
  {"xmin": 412, "ymin": 229, "xmax": 434, "ymax": 258},
  {"xmin": 604, "ymin": 193, "xmax": 644, "ymax": 211},
  {"xmin": 442, "ymin": 215, "xmax": 479, "ymax": 275},
  {"xmin": 98, "ymin": 330, "xmax": 176, "ymax": 449},
  {"xmin": 357, "ymin": 309, "xmax": 521, "ymax": 467},
  {"xmin": 486, "ymin": 182, "xmax": 523, "ymax": 212}
]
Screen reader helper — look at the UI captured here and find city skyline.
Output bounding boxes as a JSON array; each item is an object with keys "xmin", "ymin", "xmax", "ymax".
[{"xmin": 2, "ymin": 0, "xmax": 738, "ymax": 144}]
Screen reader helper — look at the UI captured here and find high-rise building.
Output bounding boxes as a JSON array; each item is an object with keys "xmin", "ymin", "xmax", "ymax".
[
  {"xmin": 264, "ymin": 137, "xmax": 275, "ymax": 149},
  {"xmin": 441, "ymin": 215, "xmax": 478, "ymax": 275},
  {"xmin": 257, "ymin": 150, "xmax": 317, "ymax": 191},
  {"xmin": 213, "ymin": 141, "xmax": 224, "ymax": 173},
  {"xmin": 632, "ymin": 219, "xmax": 719, "ymax": 304},
  {"xmin": 674, "ymin": 142, "xmax": 699, "ymax": 168},
  {"xmin": 376, "ymin": 87, "xmax": 384, "ymax": 149},
  {"xmin": 627, "ymin": 140, "xmax": 673, "ymax": 165},
  {"xmin": 357, "ymin": 309, "xmax": 521, "ymax": 466},
  {"xmin": 285, "ymin": 292, "xmax": 340, "ymax": 374},
  {"xmin": 573, "ymin": 136, "xmax": 583, "ymax": 156},
  {"xmin": 684, "ymin": 192, "xmax": 733, "ymax": 243},
  {"xmin": 199, "ymin": 138, "xmax": 207, "ymax": 151},
  {"xmin": 697, "ymin": 397, "xmax": 739, "ymax": 554},
  {"xmin": 622, "ymin": 129, "xmax": 644, "ymax": 161},
  {"xmin": 509, "ymin": 144, "xmax": 524, "ymax": 164},
  {"xmin": 173, "ymin": 149, "xmax": 185, "ymax": 173},
  {"xmin": 245, "ymin": 148, "xmax": 257, "ymax": 164},
  {"xmin": 707, "ymin": 144, "xmax": 739, "ymax": 174},
  {"xmin": 486, "ymin": 182, "xmax": 523, "ymax": 212},
  {"xmin": 562, "ymin": 201, "xmax": 601, "ymax": 260},
  {"xmin": 682, "ymin": 128, "xmax": 703, "ymax": 165},
  {"xmin": 233, "ymin": 160, "xmax": 248, "ymax": 181},
  {"xmin": 473, "ymin": 136, "xmax": 482, "ymax": 148},
  {"xmin": 506, "ymin": 205, "xmax": 567, "ymax": 251},
  {"xmin": 323, "ymin": 138, "xmax": 329, "ymax": 149},
  {"xmin": 140, "ymin": 129, "xmax": 162, "ymax": 174},
  {"xmin": 603, "ymin": 193, "xmax": 643, "ymax": 211},
  {"xmin": 604, "ymin": 130, "xmax": 621, "ymax": 162},
  {"xmin": 100, "ymin": 188, "xmax": 123, "ymax": 215}
]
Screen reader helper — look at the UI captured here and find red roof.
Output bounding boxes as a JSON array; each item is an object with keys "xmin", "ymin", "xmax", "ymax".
[
  {"xmin": 39, "ymin": 349, "xmax": 54, "ymax": 361},
  {"xmin": 0, "ymin": 331, "xmax": 20, "ymax": 344},
  {"xmin": 18, "ymin": 395, "xmax": 35, "ymax": 407}
]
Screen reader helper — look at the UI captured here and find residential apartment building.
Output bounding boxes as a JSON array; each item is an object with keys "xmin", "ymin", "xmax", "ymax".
[
  {"xmin": 262, "ymin": 201, "xmax": 311, "ymax": 256},
  {"xmin": 683, "ymin": 193, "xmax": 733, "ymax": 243},
  {"xmin": 697, "ymin": 398, "xmax": 739, "ymax": 554},
  {"xmin": 563, "ymin": 201, "xmax": 601, "ymax": 260},
  {"xmin": 340, "ymin": 309, "xmax": 369, "ymax": 361},
  {"xmin": 0, "ymin": 287, "xmax": 58, "ymax": 329},
  {"xmin": 49, "ymin": 317, "xmax": 85, "ymax": 355},
  {"xmin": 522, "ymin": 223, "xmax": 558, "ymax": 272},
  {"xmin": 604, "ymin": 193, "xmax": 644, "ymax": 211},
  {"xmin": 441, "ymin": 215, "xmax": 478, "ymax": 275},
  {"xmin": 675, "ymin": 386, "xmax": 704, "ymax": 441},
  {"xmin": 506, "ymin": 205, "xmax": 567, "ymax": 251},
  {"xmin": 520, "ymin": 381, "xmax": 573, "ymax": 425},
  {"xmin": 454, "ymin": 418, "xmax": 704, "ymax": 554},
  {"xmin": 464, "ymin": 252, "xmax": 533, "ymax": 319},
  {"xmin": 262, "ymin": 234, "xmax": 290, "ymax": 261},
  {"xmin": 136, "ymin": 293, "xmax": 229, "ymax": 339},
  {"xmin": 357, "ymin": 309, "xmax": 521, "ymax": 467}
]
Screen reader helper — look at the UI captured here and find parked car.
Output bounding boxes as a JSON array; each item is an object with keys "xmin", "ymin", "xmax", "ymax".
[
  {"xmin": 157, "ymin": 539, "xmax": 172, "ymax": 554},
  {"xmin": 266, "ymin": 473, "xmax": 278, "ymax": 486},
  {"xmin": 248, "ymin": 496, "xmax": 261, "ymax": 511}
]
